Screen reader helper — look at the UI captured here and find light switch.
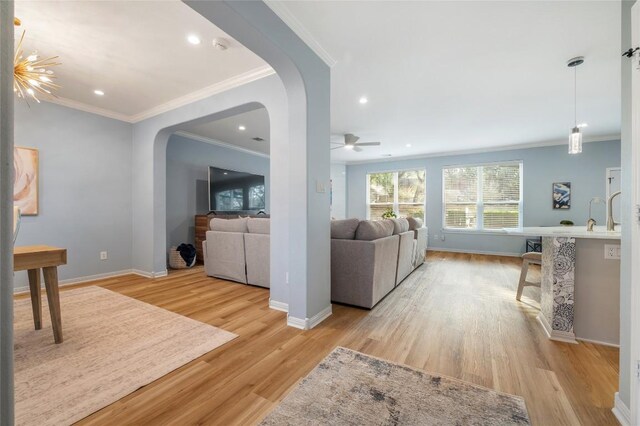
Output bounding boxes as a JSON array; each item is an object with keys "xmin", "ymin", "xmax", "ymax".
[{"xmin": 316, "ymin": 180, "xmax": 326, "ymax": 193}]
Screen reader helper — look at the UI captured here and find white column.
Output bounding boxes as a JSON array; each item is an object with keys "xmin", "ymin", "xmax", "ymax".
[{"xmin": 0, "ymin": 1, "xmax": 15, "ymax": 422}]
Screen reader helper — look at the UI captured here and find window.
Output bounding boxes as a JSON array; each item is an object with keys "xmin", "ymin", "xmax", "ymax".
[
  {"xmin": 248, "ymin": 184, "xmax": 265, "ymax": 210},
  {"xmin": 442, "ymin": 162, "xmax": 522, "ymax": 230},
  {"xmin": 367, "ymin": 169, "xmax": 426, "ymax": 220},
  {"xmin": 215, "ymin": 189, "xmax": 244, "ymax": 211}
]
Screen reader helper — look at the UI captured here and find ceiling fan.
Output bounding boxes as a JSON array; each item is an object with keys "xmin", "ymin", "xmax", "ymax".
[{"xmin": 330, "ymin": 133, "xmax": 381, "ymax": 152}]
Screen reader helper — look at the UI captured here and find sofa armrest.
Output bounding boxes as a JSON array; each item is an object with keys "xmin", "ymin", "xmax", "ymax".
[
  {"xmin": 331, "ymin": 235, "xmax": 399, "ymax": 308},
  {"xmin": 204, "ymin": 230, "xmax": 247, "ymax": 283}
]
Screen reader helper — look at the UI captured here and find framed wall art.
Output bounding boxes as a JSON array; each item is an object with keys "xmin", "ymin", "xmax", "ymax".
[
  {"xmin": 553, "ymin": 182, "xmax": 571, "ymax": 209},
  {"xmin": 14, "ymin": 146, "xmax": 39, "ymax": 215}
]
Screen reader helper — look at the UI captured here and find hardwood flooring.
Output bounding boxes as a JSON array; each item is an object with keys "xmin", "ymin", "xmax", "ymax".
[{"xmin": 38, "ymin": 251, "xmax": 618, "ymax": 425}]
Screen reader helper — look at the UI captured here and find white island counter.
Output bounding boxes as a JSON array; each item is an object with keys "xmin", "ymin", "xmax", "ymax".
[{"xmin": 504, "ymin": 226, "xmax": 621, "ymax": 346}]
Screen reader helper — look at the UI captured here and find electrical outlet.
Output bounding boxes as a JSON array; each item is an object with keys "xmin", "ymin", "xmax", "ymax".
[
  {"xmin": 440, "ymin": 234, "xmax": 446, "ymax": 242},
  {"xmin": 604, "ymin": 244, "xmax": 620, "ymax": 260},
  {"xmin": 100, "ymin": 251, "xmax": 108, "ymax": 261}
]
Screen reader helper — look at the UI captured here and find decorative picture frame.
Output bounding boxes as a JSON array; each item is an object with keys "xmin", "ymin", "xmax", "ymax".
[
  {"xmin": 14, "ymin": 146, "xmax": 39, "ymax": 215},
  {"xmin": 553, "ymin": 182, "xmax": 571, "ymax": 209}
]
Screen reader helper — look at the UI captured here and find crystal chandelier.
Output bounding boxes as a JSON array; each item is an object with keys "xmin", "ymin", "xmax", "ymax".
[{"xmin": 13, "ymin": 18, "xmax": 60, "ymax": 103}]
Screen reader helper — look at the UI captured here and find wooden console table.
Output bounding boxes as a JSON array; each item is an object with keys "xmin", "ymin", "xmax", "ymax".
[{"xmin": 14, "ymin": 245, "xmax": 67, "ymax": 344}]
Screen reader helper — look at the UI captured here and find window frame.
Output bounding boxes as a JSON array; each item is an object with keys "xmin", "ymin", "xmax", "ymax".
[
  {"xmin": 441, "ymin": 160, "xmax": 523, "ymax": 232},
  {"xmin": 366, "ymin": 168, "xmax": 427, "ymax": 221}
]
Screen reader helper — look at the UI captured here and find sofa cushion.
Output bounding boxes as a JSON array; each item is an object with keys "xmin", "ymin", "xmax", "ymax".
[
  {"xmin": 355, "ymin": 220, "xmax": 394, "ymax": 241},
  {"xmin": 407, "ymin": 217, "xmax": 424, "ymax": 230},
  {"xmin": 247, "ymin": 217, "xmax": 270, "ymax": 234},
  {"xmin": 331, "ymin": 218, "xmax": 360, "ymax": 240},
  {"xmin": 210, "ymin": 217, "xmax": 248, "ymax": 233},
  {"xmin": 389, "ymin": 218, "xmax": 410, "ymax": 235}
]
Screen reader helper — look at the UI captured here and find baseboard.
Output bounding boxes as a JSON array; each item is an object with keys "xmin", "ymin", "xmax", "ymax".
[
  {"xmin": 269, "ymin": 299, "xmax": 289, "ymax": 313},
  {"xmin": 536, "ymin": 312, "xmax": 578, "ymax": 344},
  {"xmin": 613, "ymin": 392, "xmax": 631, "ymax": 426},
  {"xmin": 131, "ymin": 269, "xmax": 168, "ymax": 279},
  {"xmin": 576, "ymin": 337, "xmax": 620, "ymax": 348},
  {"xmin": 14, "ymin": 269, "xmax": 136, "ymax": 294},
  {"xmin": 427, "ymin": 247, "xmax": 521, "ymax": 257},
  {"xmin": 287, "ymin": 305, "xmax": 332, "ymax": 330}
]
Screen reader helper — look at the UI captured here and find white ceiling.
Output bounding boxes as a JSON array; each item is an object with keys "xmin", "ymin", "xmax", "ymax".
[
  {"xmin": 177, "ymin": 108, "xmax": 270, "ymax": 155},
  {"xmin": 14, "ymin": 0, "xmax": 270, "ymax": 120},
  {"xmin": 277, "ymin": 0, "xmax": 621, "ymax": 162},
  {"xmin": 17, "ymin": 1, "xmax": 621, "ymax": 163}
]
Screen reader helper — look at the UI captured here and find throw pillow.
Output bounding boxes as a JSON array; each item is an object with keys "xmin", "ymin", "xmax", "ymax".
[{"xmin": 331, "ymin": 218, "xmax": 360, "ymax": 240}]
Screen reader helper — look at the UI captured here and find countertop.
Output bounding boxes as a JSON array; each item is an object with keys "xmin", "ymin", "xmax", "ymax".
[{"xmin": 503, "ymin": 226, "xmax": 621, "ymax": 240}]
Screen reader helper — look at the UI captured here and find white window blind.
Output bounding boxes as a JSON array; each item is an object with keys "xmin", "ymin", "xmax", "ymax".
[
  {"xmin": 443, "ymin": 162, "xmax": 522, "ymax": 230},
  {"xmin": 367, "ymin": 169, "xmax": 426, "ymax": 220}
]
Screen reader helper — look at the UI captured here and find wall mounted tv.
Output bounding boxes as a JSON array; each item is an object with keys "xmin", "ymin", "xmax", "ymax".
[{"xmin": 208, "ymin": 167, "xmax": 265, "ymax": 212}]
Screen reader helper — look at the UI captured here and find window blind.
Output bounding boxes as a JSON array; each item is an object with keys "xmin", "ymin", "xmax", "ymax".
[{"xmin": 443, "ymin": 162, "xmax": 522, "ymax": 230}]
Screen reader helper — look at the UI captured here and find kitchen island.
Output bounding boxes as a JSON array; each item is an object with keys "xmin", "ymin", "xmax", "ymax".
[{"xmin": 504, "ymin": 226, "xmax": 621, "ymax": 345}]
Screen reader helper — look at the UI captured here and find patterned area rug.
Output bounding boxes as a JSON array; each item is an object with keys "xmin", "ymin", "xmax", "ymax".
[
  {"xmin": 261, "ymin": 347, "xmax": 530, "ymax": 425},
  {"xmin": 14, "ymin": 286, "xmax": 237, "ymax": 426}
]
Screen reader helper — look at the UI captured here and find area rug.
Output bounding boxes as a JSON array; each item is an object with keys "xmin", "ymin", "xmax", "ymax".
[
  {"xmin": 260, "ymin": 347, "xmax": 530, "ymax": 425},
  {"xmin": 14, "ymin": 286, "xmax": 237, "ymax": 426}
]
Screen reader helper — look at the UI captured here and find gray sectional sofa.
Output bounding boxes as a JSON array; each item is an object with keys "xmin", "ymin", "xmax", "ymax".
[
  {"xmin": 203, "ymin": 217, "xmax": 271, "ymax": 288},
  {"xmin": 331, "ymin": 217, "xmax": 428, "ymax": 309},
  {"xmin": 202, "ymin": 215, "xmax": 428, "ymax": 308}
]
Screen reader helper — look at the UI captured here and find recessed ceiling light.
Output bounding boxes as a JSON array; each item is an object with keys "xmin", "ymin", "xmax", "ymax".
[
  {"xmin": 406, "ymin": 144, "xmax": 412, "ymax": 148},
  {"xmin": 238, "ymin": 125, "xmax": 246, "ymax": 131},
  {"xmin": 94, "ymin": 90, "xmax": 104, "ymax": 96},
  {"xmin": 359, "ymin": 96, "xmax": 368, "ymax": 104},
  {"xmin": 577, "ymin": 123, "xmax": 588, "ymax": 128},
  {"xmin": 223, "ymin": 172, "xmax": 228, "ymax": 175},
  {"xmin": 187, "ymin": 34, "xmax": 201, "ymax": 45}
]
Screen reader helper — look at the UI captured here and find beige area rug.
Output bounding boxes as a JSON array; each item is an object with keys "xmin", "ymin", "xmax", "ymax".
[
  {"xmin": 261, "ymin": 347, "xmax": 530, "ymax": 425},
  {"xmin": 14, "ymin": 286, "xmax": 237, "ymax": 426}
]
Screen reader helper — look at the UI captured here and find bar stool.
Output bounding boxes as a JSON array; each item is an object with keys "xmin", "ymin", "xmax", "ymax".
[{"xmin": 516, "ymin": 252, "xmax": 542, "ymax": 301}]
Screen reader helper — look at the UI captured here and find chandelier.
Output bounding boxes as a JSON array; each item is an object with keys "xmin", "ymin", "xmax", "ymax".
[{"xmin": 13, "ymin": 17, "xmax": 60, "ymax": 103}]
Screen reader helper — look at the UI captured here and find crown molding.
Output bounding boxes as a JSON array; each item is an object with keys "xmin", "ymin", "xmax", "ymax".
[
  {"xmin": 264, "ymin": 0, "xmax": 337, "ymax": 68},
  {"xmin": 128, "ymin": 65, "xmax": 275, "ymax": 122},
  {"xmin": 43, "ymin": 96, "xmax": 133, "ymax": 122},
  {"xmin": 342, "ymin": 134, "xmax": 622, "ymax": 166},
  {"xmin": 173, "ymin": 130, "xmax": 270, "ymax": 159},
  {"xmin": 42, "ymin": 65, "xmax": 275, "ymax": 124}
]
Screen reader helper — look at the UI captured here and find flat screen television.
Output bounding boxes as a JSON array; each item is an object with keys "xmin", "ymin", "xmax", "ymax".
[{"xmin": 208, "ymin": 166, "xmax": 265, "ymax": 212}]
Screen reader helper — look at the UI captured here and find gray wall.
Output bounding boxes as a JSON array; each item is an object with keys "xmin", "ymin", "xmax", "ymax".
[
  {"xmin": 165, "ymin": 133, "xmax": 270, "ymax": 249},
  {"xmin": 619, "ymin": 0, "xmax": 636, "ymax": 410},
  {"xmin": 14, "ymin": 100, "xmax": 133, "ymax": 289},
  {"xmin": 347, "ymin": 140, "xmax": 621, "ymax": 255}
]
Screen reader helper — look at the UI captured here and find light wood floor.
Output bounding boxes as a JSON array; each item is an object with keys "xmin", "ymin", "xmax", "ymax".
[{"xmin": 50, "ymin": 251, "xmax": 618, "ymax": 425}]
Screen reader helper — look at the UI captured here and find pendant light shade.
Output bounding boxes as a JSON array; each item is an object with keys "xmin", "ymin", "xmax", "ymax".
[
  {"xmin": 568, "ymin": 127, "xmax": 582, "ymax": 154},
  {"xmin": 567, "ymin": 56, "xmax": 584, "ymax": 155}
]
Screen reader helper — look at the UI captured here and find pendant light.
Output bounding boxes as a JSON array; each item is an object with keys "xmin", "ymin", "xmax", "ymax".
[{"xmin": 567, "ymin": 56, "xmax": 584, "ymax": 154}]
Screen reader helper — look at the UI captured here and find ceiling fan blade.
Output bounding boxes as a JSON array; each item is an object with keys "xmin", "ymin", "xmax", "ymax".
[
  {"xmin": 345, "ymin": 133, "xmax": 360, "ymax": 144},
  {"xmin": 353, "ymin": 146, "xmax": 363, "ymax": 152},
  {"xmin": 355, "ymin": 142, "xmax": 381, "ymax": 146},
  {"xmin": 330, "ymin": 146, "xmax": 344, "ymax": 150},
  {"xmin": 330, "ymin": 142, "xmax": 344, "ymax": 145}
]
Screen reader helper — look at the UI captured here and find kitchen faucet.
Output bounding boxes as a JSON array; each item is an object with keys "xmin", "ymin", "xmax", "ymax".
[
  {"xmin": 587, "ymin": 197, "xmax": 604, "ymax": 231},
  {"xmin": 607, "ymin": 191, "xmax": 621, "ymax": 231}
]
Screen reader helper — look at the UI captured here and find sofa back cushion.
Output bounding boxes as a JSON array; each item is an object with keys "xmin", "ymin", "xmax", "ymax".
[
  {"xmin": 406, "ymin": 217, "xmax": 424, "ymax": 230},
  {"xmin": 210, "ymin": 217, "xmax": 248, "ymax": 233},
  {"xmin": 355, "ymin": 220, "xmax": 394, "ymax": 241},
  {"xmin": 331, "ymin": 218, "xmax": 360, "ymax": 240},
  {"xmin": 247, "ymin": 217, "xmax": 270, "ymax": 234},
  {"xmin": 389, "ymin": 218, "xmax": 410, "ymax": 235}
]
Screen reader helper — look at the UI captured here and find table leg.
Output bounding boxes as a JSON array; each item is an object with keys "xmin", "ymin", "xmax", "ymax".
[
  {"xmin": 27, "ymin": 268, "xmax": 42, "ymax": 330},
  {"xmin": 43, "ymin": 266, "xmax": 63, "ymax": 344}
]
